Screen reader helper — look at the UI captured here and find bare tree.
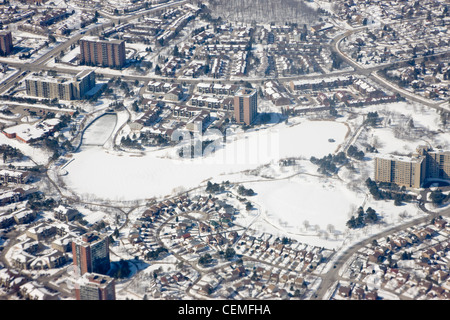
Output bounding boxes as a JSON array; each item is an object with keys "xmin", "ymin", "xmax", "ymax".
[
  {"xmin": 208, "ymin": 0, "xmax": 319, "ymax": 25},
  {"xmin": 303, "ymin": 219, "xmax": 310, "ymax": 230}
]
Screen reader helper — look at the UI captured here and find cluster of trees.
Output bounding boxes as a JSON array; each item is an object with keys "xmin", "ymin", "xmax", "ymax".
[
  {"xmin": 108, "ymin": 100, "xmax": 124, "ymax": 110},
  {"xmin": 275, "ymin": 236, "xmax": 292, "ymax": 245},
  {"xmin": 54, "ymin": 114, "xmax": 72, "ymax": 131},
  {"xmin": 279, "ymin": 158, "xmax": 296, "ymax": 167},
  {"xmin": 0, "ymin": 144, "xmax": 24, "ymax": 163},
  {"xmin": 219, "ymin": 247, "xmax": 236, "ymax": 261},
  {"xmin": 139, "ymin": 132, "xmax": 169, "ymax": 147},
  {"xmin": 146, "ymin": 247, "xmax": 168, "ymax": 260},
  {"xmin": 401, "ymin": 251, "xmax": 413, "ymax": 260},
  {"xmin": 365, "ymin": 178, "xmax": 415, "ymax": 205},
  {"xmin": 33, "ymin": 113, "xmax": 74, "ymax": 160},
  {"xmin": 206, "ymin": 181, "xmax": 225, "ymax": 194},
  {"xmin": 0, "ymin": 95, "xmax": 62, "ymax": 108},
  {"xmin": 310, "ymin": 152, "xmax": 348, "ymax": 175},
  {"xmin": 178, "ymin": 140, "xmax": 215, "ymax": 159},
  {"xmin": 365, "ymin": 111, "xmax": 380, "ymax": 127},
  {"xmin": 330, "ymin": 51, "xmax": 344, "ymax": 70},
  {"xmin": 19, "ymin": 52, "xmax": 32, "ymax": 60},
  {"xmin": 198, "ymin": 253, "xmax": 213, "ymax": 267},
  {"xmin": 117, "ymin": 79, "xmax": 135, "ymax": 98},
  {"xmin": 191, "ymin": 26, "xmax": 206, "ymax": 37},
  {"xmin": 346, "ymin": 206, "xmax": 379, "ymax": 229},
  {"xmin": 41, "ymin": 135, "xmax": 71, "ymax": 161},
  {"xmin": 27, "ymin": 193, "xmax": 58, "ymax": 211},
  {"xmin": 429, "ymin": 189, "xmax": 449, "ymax": 206},
  {"xmin": 120, "ymin": 135, "xmax": 142, "ymax": 150},
  {"xmin": 208, "ymin": 0, "xmax": 319, "ymax": 25},
  {"xmin": 237, "ymin": 185, "xmax": 255, "ymax": 197},
  {"xmin": 347, "ymin": 145, "xmax": 365, "ymax": 160}
]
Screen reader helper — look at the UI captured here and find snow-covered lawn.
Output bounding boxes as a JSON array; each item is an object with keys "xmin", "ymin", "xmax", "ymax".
[
  {"xmin": 246, "ymin": 174, "xmax": 365, "ymax": 235},
  {"xmin": 0, "ymin": 130, "xmax": 51, "ymax": 165}
]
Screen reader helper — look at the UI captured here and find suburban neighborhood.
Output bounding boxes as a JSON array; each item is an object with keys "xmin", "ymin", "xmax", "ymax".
[{"xmin": 0, "ymin": 0, "xmax": 448, "ymax": 304}]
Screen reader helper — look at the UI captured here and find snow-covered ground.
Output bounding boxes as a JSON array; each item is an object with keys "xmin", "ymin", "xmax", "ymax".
[
  {"xmin": 63, "ymin": 118, "xmax": 348, "ymax": 201},
  {"xmin": 0, "ymin": 130, "xmax": 52, "ymax": 166},
  {"xmin": 58, "ymin": 97, "xmax": 450, "ymax": 251},
  {"xmin": 243, "ymin": 173, "xmax": 365, "ymax": 244}
]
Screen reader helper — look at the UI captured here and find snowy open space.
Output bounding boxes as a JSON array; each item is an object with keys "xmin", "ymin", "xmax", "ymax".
[
  {"xmin": 247, "ymin": 174, "xmax": 365, "ymax": 233},
  {"xmin": 63, "ymin": 118, "xmax": 349, "ymax": 201}
]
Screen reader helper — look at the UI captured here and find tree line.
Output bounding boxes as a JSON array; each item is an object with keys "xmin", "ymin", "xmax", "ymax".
[{"xmin": 365, "ymin": 178, "xmax": 415, "ymax": 206}]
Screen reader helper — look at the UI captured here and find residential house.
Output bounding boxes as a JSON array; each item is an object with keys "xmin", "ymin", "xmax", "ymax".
[
  {"xmin": 0, "ymin": 170, "xmax": 31, "ymax": 184},
  {"xmin": 13, "ymin": 209, "xmax": 36, "ymax": 225},
  {"xmin": 53, "ymin": 205, "xmax": 79, "ymax": 222},
  {"xmin": 337, "ymin": 285, "xmax": 352, "ymax": 298},
  {"xmin": 26, "ymin": 223, "xmax": 56, "ymax": 242}
]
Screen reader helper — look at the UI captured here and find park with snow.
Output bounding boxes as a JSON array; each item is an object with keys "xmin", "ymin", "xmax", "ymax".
[{"xmin": 55, "ymin": 98, "xmax": 449, "ymax": 250}]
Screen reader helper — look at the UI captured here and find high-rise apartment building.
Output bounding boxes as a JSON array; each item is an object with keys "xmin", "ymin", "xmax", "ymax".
[
  {"xmin": 374, "ymin": 154, "xmax": 426, "ymax": 188},
  {"xmin": 374, "ymin": 146, "xmax": 450, "ymax": 188},
  {"xmin": 72, "ymin": 231, "xmax": 110, "ymax": 275},
  {"xmin": 417, "ymin": 146, "xmax": 450, "ymax": 181},
  {"xmin": 80, "ymin": 36, "xmax": 126, "ymax": 69},
  {"xmin": 234, "ymin": 88, "xmax": 258, "ymax": 126},
  {"xmin": 25, "ymin": 70, "xmax": 95, "ymax": 100},
  {"xmin": 0, "ymin": 31, "xmax": 13, "ymax": 56},
  {"xmin": 75, "ymin": 273, "xmax": 116, "ymax": 300}
]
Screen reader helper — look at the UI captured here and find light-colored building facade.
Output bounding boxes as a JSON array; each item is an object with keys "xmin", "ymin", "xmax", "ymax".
[
  {"xmin": 374, "ymin": 146, "xmax": 450, "ymax": 188},
  {"xmin": 25, "ymin": 70, "xmax": 95, "ymax": 100},
  {"xmin": 417, "ymin": 146, "xmax": 450, "ymax": 181},
  {"xmin": 374, "ymin": 154, "xmax": 426, "ymax": 188},
  {"xmin": 75, "ymin": 273, "xmax": 116, "ymax": 300}
]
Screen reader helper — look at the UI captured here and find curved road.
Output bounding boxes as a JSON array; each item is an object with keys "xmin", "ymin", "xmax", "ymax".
[
  {"xmin": 312, "ymin": 199, "xmax": 449, "ymax": 300},
  {"xmin": 1, "ymin": 3, "xmax": 449, "ymax": 301}
]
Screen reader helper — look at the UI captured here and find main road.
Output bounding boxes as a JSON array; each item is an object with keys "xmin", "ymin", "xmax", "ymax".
[
  {"xmin": 329, "ymin": 22, "xmax": 450, "ymax": 112},
  {"xmin": 0, "ymin": 0, "xmax": 188, "ymax": 94},
  {"xmin": 312, "ymin": 202, "xmax": 449, "ymax": 300},
  {"xmin": 0, "ymin": 2, "xmax": 449, "ymax": 301}
]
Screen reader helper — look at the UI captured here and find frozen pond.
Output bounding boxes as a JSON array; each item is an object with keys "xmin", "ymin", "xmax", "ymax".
[
  {"xmin": 63, "ymin": 120, "xmax": 349, "ymax": 201},
  {"xmin": 81, "ymin": 114, "xmax": 117, "ymax": 147}
]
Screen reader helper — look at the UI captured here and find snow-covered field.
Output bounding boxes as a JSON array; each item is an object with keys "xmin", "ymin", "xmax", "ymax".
[{"xmin": 247, "ymin": 174, "xmax": 364, "ymax": 232}]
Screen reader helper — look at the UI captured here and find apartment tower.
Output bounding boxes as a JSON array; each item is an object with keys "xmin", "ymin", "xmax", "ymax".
[
  {"xmin": 72, "ymin": 231, "xmax": 110, "ymax": 275},
  {"xmin": 0, "ymin": 31, "xmax": 13, "ymax": 56},
  {"xmin": 374, "ymin": 145, "xmax": 450, "ymax": 189},
  {"xmin": 234, "ymin": 88, "xmax": 258, "ymax": 126},
  {"xmin": 80, "ymin": 36, "xmax": 126, "ymax": 69},
  {"xmin": 374, "ymin": 154, "xmax": 426, "ymax": 189},
  {"xmin": 25, "ymin": 70, "xmax": 95, "ymax": 100}
]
